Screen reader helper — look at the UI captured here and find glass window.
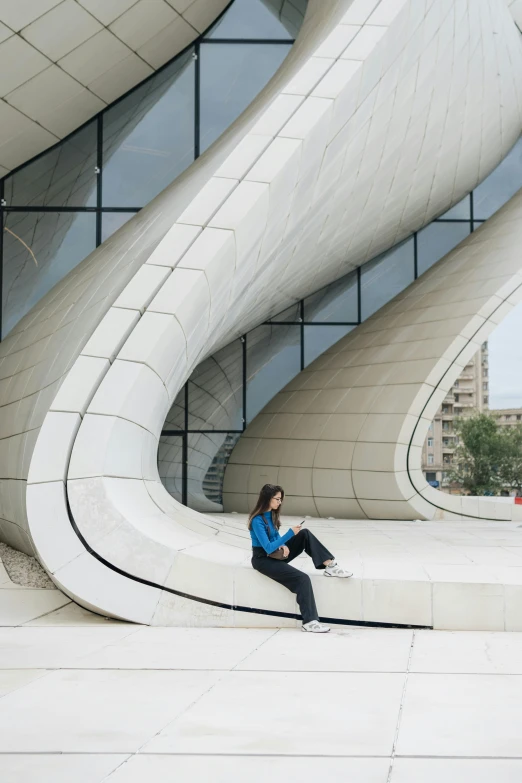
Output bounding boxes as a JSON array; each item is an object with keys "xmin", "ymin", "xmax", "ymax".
[
  {"xmin": 246, "ymin": 322, "xmax": 300, "ymax": 422},
  {"xmin": 473, "ymin": 138, "xmax": 522, "ymax": 219},
  {"xmin": 101, "ymin": 212, "xmax": 137, "ymax": 243},
  {"xmin": 269, "ymin": 302, "xmax": 300, "ymax": 322},
  {"xmin": 206, "ymin": 0, "xmax": 297, "ymax": 39},
  {"xmin": 427, "ymin": 438, "xmax": 434, "ymax": 447},
  {"xmin": 158, "ymin": 435, "xmax": 184, "ymax": 503},
  {"xmin": 102, "ymin": 49, "xmax": 195, "ymax": 207},
  {"xmin": 304, "ymin": 325, "xmax": 354, "ymax": 367},
  {"xmin": 416, "ymin": 222, "xmax": 470, "ymax": 277},
  {"xmin": 199, "ymin": 42, "xmax": 291, "ymax": 153},
  {"xmin": 4, "ymin": 122, "xmax": 97, "ymax": 208},
  {"xmin": 187, "ymin": 432, "xmax": 241, "ymax": 511},
  {"xmin": 304, "ymin": 270, "xmax": 358, "ymax": 323},
  {"xmin": 437, "ymin": 196, "xmax": 470, "ymax": 220},
  {"xmin": 188, "ymin": 339, "xmax": 243, "ymax": 430},
  {"xmin": 428, "ymin": 454, "xmax": 434, "ymax": 465},
  {"xmin": 360, "ymin": 237, "xmax": 415, "ymax": 320},
  {"xmin": 2, "ymin": 211, "xmax": 96, "ymax": 336}
]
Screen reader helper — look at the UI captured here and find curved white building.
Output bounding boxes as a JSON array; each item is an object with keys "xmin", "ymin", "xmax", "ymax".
[{"xmin": 0, "ymin": 0, "xmax": 522, "ymax": 628}]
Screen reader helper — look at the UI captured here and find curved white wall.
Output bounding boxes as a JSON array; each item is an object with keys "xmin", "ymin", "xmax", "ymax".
[
  {"xmin": 0, "ymin": 0, "xmax": 521, "ymax": 624},
  {"xmin": 0, "ymin": 0, "xmax": 233, "ymax": 174},
  {"xmin": 225, "ymin": 191, "xmax": 522, "ymax": 523}
]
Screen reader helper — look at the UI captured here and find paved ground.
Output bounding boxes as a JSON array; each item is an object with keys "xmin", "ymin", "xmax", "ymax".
[
  {"xmin": 2, "ymin": 538, "xmax": 522, "ymax": 781},
  {"xmin": 1, "ymin": 589, "xmax": 522, "ymax": 781}
]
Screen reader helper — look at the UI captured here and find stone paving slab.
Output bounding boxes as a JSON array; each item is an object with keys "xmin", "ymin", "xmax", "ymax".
[
  {"xmin": 144, "ymin": 670, "xmax": 405, "ymax": 756},
  {"xmin": 0, "ymin": 589, "xmax": 71, "ymax": 626},
  {"xmin": 0, "ymin": 540, "xmax": 521, "ymax": 780},
  {"xmin": 0, "ymin": 621, "xmax": 520, "ymax": 779},
  {"xmin": 1, "ymin": 754, "xmax": 128, "ymax": 783}
]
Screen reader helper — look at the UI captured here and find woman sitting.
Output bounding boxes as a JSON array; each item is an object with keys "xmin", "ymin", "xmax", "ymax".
[{"xmin": 249, "ymin": 483, "xmax": 352, "ymax": 633}]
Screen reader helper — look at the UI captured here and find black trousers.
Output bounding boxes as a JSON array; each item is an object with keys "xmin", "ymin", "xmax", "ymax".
[{"xmin": 251, "ymin": 529, "xmax": 334, "ymax": 624}]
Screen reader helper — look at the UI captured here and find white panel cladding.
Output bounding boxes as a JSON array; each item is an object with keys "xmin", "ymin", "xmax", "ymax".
[
  {"xmin": 145, "ymin": 223, "xmax": 202, "ymax": 269},
  {"xmin": 68, "ymin": 414, "xmax": 157, "ymax": 480},
  {"xmin": 118, "ymin": 311, "xmax": 187, "ymax": 384},
  {"xmin": 26, "ymin": 480, "xmax": 85, "ymax": 573},
  {"xmin": 27, "ymin": 411, "xmax": 81, "ymax": 485},
  {"xmin": 230, "ymin": 191, "xmax": 522, "ymax": 524},
  {"xmin": 8, "ymin": 0, "xmax": 522, "ymax": 626},
  {"xmin": 87, "ymin": 359, "xmax": 169, "ymax": 435},
  {"xmin": 81, "ymin": 307, "xmax": 140, "ymax": 361},
  {"xmin": 0, "ymin": 0, "xmax": 230, "ymax": 171},
  {"xmin": 50, "ymin": 356, "xmax": 110, "ymax": 415},
  {"xmin": 112, "ymin": 266, "xmax": 171, "ymax": 313}
]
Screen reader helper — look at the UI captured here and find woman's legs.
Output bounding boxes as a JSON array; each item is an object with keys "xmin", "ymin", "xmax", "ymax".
[
  {"xmin": 285, "ymin": 528, "xmax": 334, "ymax": 569},
  {"xmin": 251, "ymin": 555, "xmax": 319, "ymax": 624}
]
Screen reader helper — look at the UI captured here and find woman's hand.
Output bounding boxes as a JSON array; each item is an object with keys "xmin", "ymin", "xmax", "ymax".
[
  {"xmin": 291, "ymin": 524, "xmax": 302, "ymax": 535},
  {"xmin": 281, "ymin": 545, "xmax": 290, "ymax": 557}
]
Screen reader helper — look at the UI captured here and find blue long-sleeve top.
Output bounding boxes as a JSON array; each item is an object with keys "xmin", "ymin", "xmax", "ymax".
[{"xmin": 250, "ymin": 511, "xmax": 295, "ymax": 554}]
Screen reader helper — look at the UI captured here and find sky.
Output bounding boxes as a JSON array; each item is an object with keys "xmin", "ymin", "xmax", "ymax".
[{"xmin": 488, "ymin": 301, "xmax": 522, "ymax": 409}]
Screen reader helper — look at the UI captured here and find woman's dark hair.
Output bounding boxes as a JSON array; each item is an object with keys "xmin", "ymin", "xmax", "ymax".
[{"xmin": 248, "ymin": 484, "xmax": 285, "ymax": 530}]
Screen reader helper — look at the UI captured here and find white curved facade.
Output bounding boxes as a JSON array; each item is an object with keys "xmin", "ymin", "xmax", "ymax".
[
  {"xmin": 0, "ymin": 0, "xmax": 307, "ymax": 175},
  {"xmin": 0, "ymin": 0, "xmax": 521, "ymax": 625},
  {"xmin": 225, "ymin": 193, "xmax": 522, "ymax": 523}
]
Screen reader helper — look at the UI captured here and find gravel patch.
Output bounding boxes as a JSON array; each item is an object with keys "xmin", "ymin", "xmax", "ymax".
[{"xmin": 0, "ymin": 542, "xmax": 55, "ymax": 589}]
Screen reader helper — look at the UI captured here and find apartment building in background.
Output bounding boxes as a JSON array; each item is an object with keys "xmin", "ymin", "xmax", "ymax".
[
  {"xmin": 423, "ymin": 343, "xmax": 489, "ymax": 488},
  {"xmin": 492, "ymin": 408, "xmax": 522, "ymax": 427}
]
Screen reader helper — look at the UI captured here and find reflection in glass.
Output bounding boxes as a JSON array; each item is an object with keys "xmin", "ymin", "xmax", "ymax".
[
  {"xmin": 188, "ymin": 340, "xmax": 243, "ymax": 430},
  {"xmin": 473, "ymin": 138, "xmax": 522, "ymax": 219},
  {"xmin": 269, "ymin": 302, "xmax": 300, "ymax": 322},
  {"xmin": 101, "ymin": 212, "xmax": 136, "ymax": 243},
  {"xmin": 360, "ymin": 237, "xmax": 415, "ymax": 320},
  {"xmin": 102, "ymin": 49, "xmax": 195, "ymax": 207},
  {"xmin": 437, "ymin": 195, "xmax": 470, "ymax": 220},
  {"xmin": 246, "ymin": 323, "xmax": 300, "ymax": 422},
  {"xmin": 187, "ymin": 432, "xmax": 241, "ymax": 511},
  {"xmin": 200, "ymin": 42, "xmax": 291, "ymax": 153},
  {"xmin": 304, "ymin": 270, "xmax": 358, "ymax": 323},
  {"xmin": 4, "ymin": 122, "xmax": 97, "ymax": 208},
  {"xmin": 304, "ymin": 325, "xmax": 354, "ymax": 367},
  {"xmin": 207, "ymin": 0, "xmax": 298, "ymax": 39},
  {"xmin": 158, "ymin": 435, "xmax": 183, "ymax": 503},
  {"xmin": 416, "ymin": 221, "xmax": 469, "ymax": 277},
  {"xmin": 2, "ymin": 211, "xmax": 96, "ymax": 336}
]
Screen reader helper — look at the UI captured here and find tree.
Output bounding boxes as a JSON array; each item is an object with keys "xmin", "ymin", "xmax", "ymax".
[
  {"xmin": 497, "ymin": 423, "xmax": 522, "ymax": 495},
  {"xmin": 448, "ymin": 414, "xmax": 504, "ymax": 495}
]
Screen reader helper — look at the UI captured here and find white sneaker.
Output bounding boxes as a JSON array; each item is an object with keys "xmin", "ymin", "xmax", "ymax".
[
  {"xmin": 324, "ymin": 560, "xmax": 353, "ymax": 578},
  {"xmin": 302, "ymin": 620, "xmax": 330, "ymax": 633}
]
